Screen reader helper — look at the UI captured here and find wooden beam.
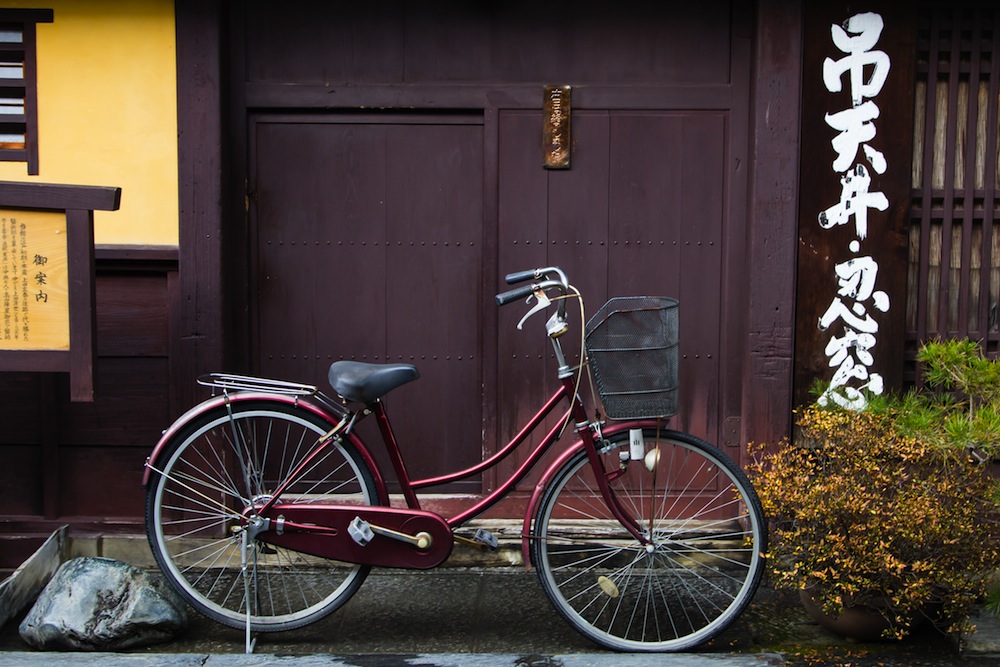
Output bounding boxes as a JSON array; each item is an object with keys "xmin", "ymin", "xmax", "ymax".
[{"xmin": 0, "ymin": 181, "xmax": 120, "ymax": 212}]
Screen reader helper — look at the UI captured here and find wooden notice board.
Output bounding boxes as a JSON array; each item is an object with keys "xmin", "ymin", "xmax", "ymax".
[{"xmin": 0, "ymin": 181, "xmax": 121, "ymax": 401}]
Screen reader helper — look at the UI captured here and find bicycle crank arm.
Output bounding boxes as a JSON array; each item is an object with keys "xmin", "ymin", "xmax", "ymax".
[{"xmin": 357, "ymin": 518, "xmax": 433, "ymax": 550}]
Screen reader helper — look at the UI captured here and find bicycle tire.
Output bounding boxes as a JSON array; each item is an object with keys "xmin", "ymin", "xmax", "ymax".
[
  {"xmin": 145, "ymin": 399, "xmax": 380, "ymax": 632},
  {"xmin": 530, "ymin": 427, "xmax": 766, "ymax": 652}
]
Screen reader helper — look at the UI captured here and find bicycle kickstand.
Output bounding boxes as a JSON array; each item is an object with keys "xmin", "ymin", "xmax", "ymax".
[{"xmin": 241, "ymin": 528, "xmax": 257, "ymax": 654}]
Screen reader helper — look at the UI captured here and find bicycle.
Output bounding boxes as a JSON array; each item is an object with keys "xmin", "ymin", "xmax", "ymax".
[{"xmin": 142, "ymin": 266, "xmax": 766, "ymax": 653}]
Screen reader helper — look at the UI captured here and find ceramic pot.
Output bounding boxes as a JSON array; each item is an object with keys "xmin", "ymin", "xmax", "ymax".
[{"xmin": 798, "ymin": 589, "xmax": 895, "ymax": 642}]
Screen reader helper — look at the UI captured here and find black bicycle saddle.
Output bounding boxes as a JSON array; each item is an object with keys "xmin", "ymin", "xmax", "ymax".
[{"xmin": 328, "ymin": 360, "xmax": 420, "ymax": 404}]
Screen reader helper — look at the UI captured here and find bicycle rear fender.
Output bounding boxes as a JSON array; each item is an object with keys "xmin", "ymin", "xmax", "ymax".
[
  {"xmin": 520, "ymin": 419, "xmax": 665, "ymax": 567},
  {"xmin": 141, "ymin": 392, "xmax": 390, "ymax": 504}
]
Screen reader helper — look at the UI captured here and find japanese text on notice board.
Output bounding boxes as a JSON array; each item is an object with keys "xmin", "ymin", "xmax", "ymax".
[{"xmin": 0, "ymin": 211, "xmax": 69, "ymax": 350}]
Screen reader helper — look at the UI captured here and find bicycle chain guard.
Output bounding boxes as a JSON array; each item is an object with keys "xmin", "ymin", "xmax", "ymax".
[{"xmin": 255, "ymin": 504, "xmax": 454, "ymax": 570}]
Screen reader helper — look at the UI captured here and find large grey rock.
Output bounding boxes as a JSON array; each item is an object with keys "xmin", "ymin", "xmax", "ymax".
[{"xmin": 18, "ymin": 557, "xmax": 188, "ymax": 651}]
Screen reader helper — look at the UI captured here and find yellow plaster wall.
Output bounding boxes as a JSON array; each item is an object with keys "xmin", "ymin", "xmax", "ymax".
[{"xmin": 0, "ymin": 0, "xmax": 178, "ymax": 246}]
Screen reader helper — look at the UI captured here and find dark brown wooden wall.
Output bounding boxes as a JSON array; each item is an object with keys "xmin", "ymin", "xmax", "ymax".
[
  {"xmin": 0, "ymin": 249, "xmax": 177, "ymax": 567},
  {"xmin": 0, "ymin": 1, "xmax": 807, "ymax": 558}
]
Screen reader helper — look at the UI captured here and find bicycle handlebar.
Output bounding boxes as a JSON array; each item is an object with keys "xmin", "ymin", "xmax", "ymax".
[
  {"xmin": 495, "ymin": 266, "xmax": 570, "ymax": 307},
  {"xmin": 495, "ymin": 283, "xmax": 538, "ymax": 306},
  {"xmin": 504, "ymin": 266, "xmax": 569, "ymax": 288},
  {"xmin": 504, "ymin": 269, "xmax": 539, "ymax": 285}
]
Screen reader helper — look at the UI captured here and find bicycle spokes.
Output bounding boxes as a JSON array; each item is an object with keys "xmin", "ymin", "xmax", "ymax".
[{"xmin": 531, "ymin": 428, "xmax": 766, "ymax": 651}]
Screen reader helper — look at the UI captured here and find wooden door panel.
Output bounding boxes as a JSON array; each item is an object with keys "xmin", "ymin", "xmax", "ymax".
[
  {"xmin": 252, "ymin": 115, "xmax": 484, "ymax": 488},
  {"xmin": 608, "ymin": 112, "xmax": 727, "ymax": 438},
  {"xmin": 254, "ymin": 119, "xmax": 389, "ymax": 382},
  {"xmin": 495, "ymin": 110, "xmax": 728, "ymax": 487}
]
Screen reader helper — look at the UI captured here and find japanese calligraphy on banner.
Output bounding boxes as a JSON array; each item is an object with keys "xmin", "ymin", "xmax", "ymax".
[
  {"xmin": 0, "ymin": 210, "xmax": 69, "ymax": 351},
  {"xmin": 815, "ymin": 12, "xmax": 890, "ymax": 410}
]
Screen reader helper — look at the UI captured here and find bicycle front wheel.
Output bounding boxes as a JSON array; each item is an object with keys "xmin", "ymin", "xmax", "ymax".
[
  {"xmin": 531, "ymin": 427, "xmax": 766, "ymax": 652},
  {"xmin": 145, "ymin": 400, "xmax": 380, "ymax": 632}
]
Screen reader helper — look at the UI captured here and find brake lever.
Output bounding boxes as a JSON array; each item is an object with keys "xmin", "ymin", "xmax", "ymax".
[{"xmin": 517, "ymin": 288, "xmax": 552, "ymax": 330}]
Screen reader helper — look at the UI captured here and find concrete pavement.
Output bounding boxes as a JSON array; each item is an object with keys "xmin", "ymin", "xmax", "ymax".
[
  {"xmin": 2, "ymin": 566, "xmax": 1000, "ymax": 666},
  {"xmin": 0, "ymin": 653, "xmax": 785, "ymax": 667}
]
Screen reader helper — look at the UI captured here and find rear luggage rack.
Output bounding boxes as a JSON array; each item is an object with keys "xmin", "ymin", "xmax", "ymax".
[{"xmin": 198, "ymin": 372, "xmax": 318, "ymax": 397}]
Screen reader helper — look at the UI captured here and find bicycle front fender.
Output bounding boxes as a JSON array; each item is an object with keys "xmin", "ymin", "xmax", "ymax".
[
  {"xmin": 141, "ymin": 392, "xmax": 390, "ymax": 505},
  {"xmin": 520, "ymin": 419, "xmax": 664, "ymax": 567}
]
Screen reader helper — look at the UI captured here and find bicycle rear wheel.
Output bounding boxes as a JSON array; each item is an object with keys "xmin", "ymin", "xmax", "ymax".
[
  {"xmin": 145, "ymin": 400, "xmax": 379, "ymax": 632},
  {"xmin": 531, "ymin": 427, "xmax": 766, "ymax": 652}
]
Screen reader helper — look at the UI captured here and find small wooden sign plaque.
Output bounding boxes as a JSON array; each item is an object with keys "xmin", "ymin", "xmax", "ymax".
[{"xmin": 543, "ymin": 85, "xmax": 571, "ymax": 169}]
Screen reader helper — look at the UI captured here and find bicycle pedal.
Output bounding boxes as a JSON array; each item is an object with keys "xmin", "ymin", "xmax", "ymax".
[
  {"xmin": 473, "ymin": 528, "xmax": 499, "ymax": 551},
  {"xmin": 348, "ymin": 516, "xmax": 374, "ymax": 546}
]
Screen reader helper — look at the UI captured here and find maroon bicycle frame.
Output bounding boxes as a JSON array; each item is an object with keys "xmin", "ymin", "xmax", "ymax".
[
  {"xmin": 237, "ymin": 370, "xmax": 648, "ymax": 555},
  {"xmin": 144, "ymin": 375, "xmax": 653, "ymax": 566},
  {"xmin": 368, "ymin": 371, "xmax": 647, "ymax": 543}
]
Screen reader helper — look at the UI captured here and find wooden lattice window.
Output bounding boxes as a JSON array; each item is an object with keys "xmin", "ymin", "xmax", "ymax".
[
  {"xmin": 908, "ymin": 6, "xmax": 1000, "ymax": 375},
  {"xmin": 0, "ymin": 9, "xmax": 52, "ymax": 175}
]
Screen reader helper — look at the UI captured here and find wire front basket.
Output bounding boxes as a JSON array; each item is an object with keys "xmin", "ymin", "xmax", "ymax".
[{"xmin": 585, "ymin": 296, "xmax": 679, "ymax": 420}]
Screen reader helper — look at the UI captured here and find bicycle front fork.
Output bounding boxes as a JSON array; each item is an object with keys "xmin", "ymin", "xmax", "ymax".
[{"xmin": 580, "ymin": 420, "xmax": 650, "ymax": 545}]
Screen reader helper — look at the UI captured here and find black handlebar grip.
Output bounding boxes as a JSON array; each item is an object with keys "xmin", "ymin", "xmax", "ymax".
[
  {"xmin": 495, "ymin": 283, "xmax": 537, "ymax": 306},
  {"xmin": 505, "ymin": 269, "xmax": 538, "ymax": 285}
]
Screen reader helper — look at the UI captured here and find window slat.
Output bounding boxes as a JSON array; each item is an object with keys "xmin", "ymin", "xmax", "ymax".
[{"xmin": 909, "ymin": 7, "xmax": 1000, "ymax": 366}]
